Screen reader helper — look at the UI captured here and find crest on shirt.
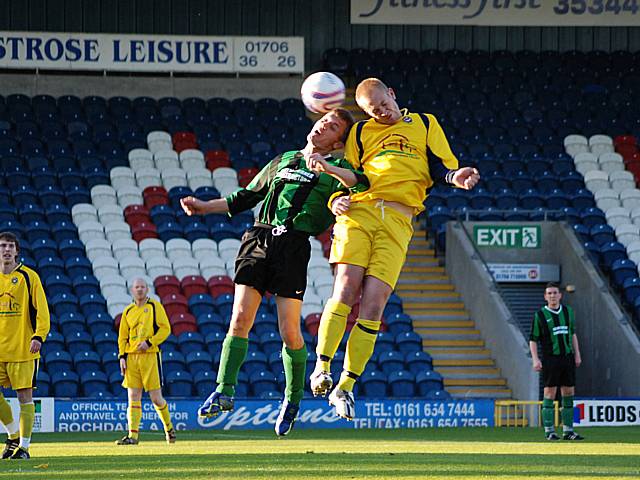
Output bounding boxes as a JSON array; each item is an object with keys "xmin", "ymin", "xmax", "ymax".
[
  {"xmin": 403, "ymin": 116, "xmax": 412, "ymax": 123},
  {"xmin": 11, "ymin": 277, "xmax": 18, "ymax": 284}
]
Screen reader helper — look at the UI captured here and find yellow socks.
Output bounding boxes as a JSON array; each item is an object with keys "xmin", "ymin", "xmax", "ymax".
[
  {"xmin": 338, "ymin": 318, "xmax": 381, "ymax": 392},
  {"xmin": 316, "ymin": 299, "xmax": 351, "ymax": 371},
  {"xmin": 154, "ymin": 401, "xmax": 174, "ymax": 432},
  {"xmin": 0, "ymin": 393, "xmax": 18, "ymax": 440},
  {"xmin": 128, "ymin": 401, "xmax": 142, "ymax": 439},
  {"xmin": 19, "ymin": 403, "xmax": 35, "ymax": 449}
]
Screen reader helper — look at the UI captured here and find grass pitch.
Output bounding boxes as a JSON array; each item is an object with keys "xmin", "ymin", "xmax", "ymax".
[{"xmin": 1, "ymin": 427, "xmax": 639, "ymax": 480}]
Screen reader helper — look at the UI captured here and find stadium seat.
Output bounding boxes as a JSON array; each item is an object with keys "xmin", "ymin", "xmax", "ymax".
[
  {"xmin": 378, "ymin": 350, "xmax": 405, "ymax": 376},
  {"xmin": 80, "ymin": 371, "xmax": 110, "ymax": 397},
  {"xmin": 94, "ymin": 331, "xmax": 118, "ymax": 356},
  {"xmin": 360, "ymin": 370, "xmax": 387, "ymax": 397},
  {"xmin": 388, "ymin": 370, "xmax": 416, "ymax": 397},
  {"xmin": 375, "ymin": 332, "xmax": 395, "ymax": 353},
  {"xmin": 162, "ymin": 351, "xmax": 187, "ymax": 375},
  {"xmin": 177, "ymin": 331, "xmax": 205, "ymax": 355},
  {"xmin": 185, "ymin": 351, "xmax": 213, "ymax": 376},
  {"xmin": 249, "ymin": 371, "xmax": 278, "ymax": 397},
  {"xmin": 204, "ymin": 331, "xmax": 226, "ymax": 356},
  {"xmin": 259, "ymin": 332, "xmax": 282, "ymax": 356},
  {"xmin": 243, "ymin": 351, "xmax": 268, "ymax": 373},
  {"xmin": 405, "ymin": 351, "xmax": 433, "ymax": 375},
  {"xmin": 165, "ymin": 370, "xmax": 193, "ymax": 396},
  {"xmin": 385, "ymin": 312, "xmax": 413, "ymax": 335},
  {"xmin": 52, "ymin": 371, "xmax": 80, "ymax": 397},
  {"xmin": 395, "ymin": 332, "xmax": 423, "ymax": 353},
  {"xmin": 416, "ymin": 370, "xmax": 444, "ymax": 395},
  {"xmin": 194, "ymin": 370, "xmax": 216, "ymax": 397},
  {"xmin": 45, "ymin": 350, "xmax": 73, "ymax": 372},
  {"xmin": 196, "ymin": 312, "xmax": 225, "ymax": 336}
]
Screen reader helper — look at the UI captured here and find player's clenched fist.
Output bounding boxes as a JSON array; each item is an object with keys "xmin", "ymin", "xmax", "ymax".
[
  {"xmin": 180, "ymin": 196, "xmax": 209, "ymax": 216},
  {"xmin": 451, "ymin": 167, "xmax": 480, "ymax": 190},
  {"xmin": 331, "ymin": 195, "xmax": 351, "ymax": 215}
]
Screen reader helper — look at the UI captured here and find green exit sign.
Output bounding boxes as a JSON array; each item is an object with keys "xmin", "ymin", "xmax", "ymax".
[{"xmin": 473, "ymin": 225, "xmax": 541, "ymax": 249}]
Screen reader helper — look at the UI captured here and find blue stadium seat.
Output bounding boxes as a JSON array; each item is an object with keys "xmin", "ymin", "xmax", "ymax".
[
  {"xmin": 177, "ymin": 332, "xmax": 205, "ymax": 355},
  {"xmin": 162, "ymin": 351, "xmax": 187, "ymax": 375},
  {"xmin": 611, "ymin": 259, "xmax": 637, "ymax": 288},
  {"xmin": 204, "ymin": 332, "xmax": 226, "ymax": 356},
  {"xmin": 51, "ymin": 220, "xmax": 78, "ymax": 240},
  {"xmin": 259, "ymin": 331, "xmax": 282, "ymax": 356},
  {"xmin": 86, "ymin": 312, "xmax": 114, "ymax": 335},
  {"xmin": 215, "ymin": 293, "xmax": 234, "ymax": 317},
  {"xmin": 573, "ymin": 191, "xmax": 596, "ymax": 211},
  {"xmin": 388, "ymin": 370, "xmax": 416, "ymax": 397},
  {"xmin": 583, "ymin": 241, "xmax": 601, "ymax": 265},
  {"xmin": 72, "ymin": 274, "xmax": 100, "ymax": 297},
  {"xmin": 378, "ymin": 350, "xmax": 405, "ymax": 375},
  {"xmin": 44, "ymin": 330, "xmax": 65, "ymax": 352},
  {"xmin": 395, "ymin": 332, "xmax": 423, "ymax": 354},
  {"xmin": 45, "ymin": 350, "xmax": 72, "ymax": 372},
  {"xmin": 101, "ymin": 351, "xmax": 120, "ymax": 376},
  {"xmin": 36, "ymin": 371, "xmax": 50, "ymax": 397},
  {"xmin": 46, "ymin": 204, "xmax": 72, "ymax": 224},
  {"xmin": 425, "ymin": 389, "xmax": 452, "ymax": 400},
  {"xmin": 65, "ymin": 256, "xmax": 93, "ymax": 278},
  {"xmin": 74, "ymin": 351, "xmax": 102, "ymax": 376},
  {"xmin": 590, "ymin": 224, "xmax": 616, "ymax": 246},
  {"xmin": 623, "ymin": 277, "xmax": 640, "ymax": 306},
  {"xmin": 58, "ymin": 311, "xmax": 86, "ymax": 336},
  {"xmin": 383, "ymin": 293, "xmax": 403, "ymax": 317},
  {"xmin": 196, "ymin": 312, "xmax": 225, "ymax": 336},
  {"xmin": 600, "ymin": 242, "xmax": 627, "ymax": 270},
  {"xmin": 210, "ymin": 222, "xmax": 237, "ymax": 242},
  {"xmin": 67, "ymin": 331, "xmax": 93, "ymax": 356},
  {"xmin": 32, "ymin": 238, "xmax": 58, "ymax": 260},
  {"xmin": 249, "ymin": 371, "xmax": 278, "ymax": 397},
  {"xmin": 108, "ymin": 371, "xmax": 124, "ymax": 395},
  {"xmin": 194, "ymin": 370, "xmax": 216, "ymax": 397},
  {"xmin": 546, "ymin": 189, "xmax": 571, "ymax": 209},
  {"xmin": 243, "ymin": 351, "xmax": 268, "ymax": 373},
  {"xmin": 51, "ymin": 292, "xmax": 79, "ymax": 316},
  {"xmin": 405, "ymin": 350, "xmax": 433, "ymax": 375},
  {"xmin": 253, "ymin": 312, "xmax": 277, "ymax": 336},
  {"xmin": 385, "ymin": 312, "xmax": 413, "ymax": 335},
  {"xmin": 185, "ymin": 351, "xmax": 212, "ymax": 376},
  {"xmin": 375, "ymin": 332, "xmax": 395, "ymax": 354},
  {"xmin": 166, "ymin": 370, "xmax": 193, "ymax": 396},
  {"xmin": 79, "ymin": 293, "xmax": 108, "ymax": 316},
  {"xmin": 52, "ymin": 371, "xmax": 80, "ymax": 397},
  {"xmin": 94, "ymin": 330, "xmax": 118, "ymax": 356},
  {"xmin": 188, "ymin": 294, "xmax": 215, "ymax": 318},
  {"xmin": 19, "ymin": 204, "xmax": 45, "ymax": 224},
  {"xmin": 580, "ymin": 207, "xmax": 606, "ymax": 227},
  {"xmin": 360, "ymin": 370, "xmax": 387, "ymax": 397},
  {"xmin": 416, "ymin": 370, "xmax": 444, "ymax": 395}
]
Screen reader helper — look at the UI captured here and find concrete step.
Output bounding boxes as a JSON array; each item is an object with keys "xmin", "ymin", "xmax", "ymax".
[
  {"xmin": 397, "ymin": 291, "xmax": 460, "ymax": 300},
  {"xmin": 396, "ymin": 282, "xmax": 455, "ymax": 291},
  {"xmin": 406, "ymin": 247, "xmax": 435, "ymax": 255},
  {"xmin": 413, "ymin": 320, "xmax": 474, "ymax": 328},
  {"xmin": 398, "ymin": 274, "xmax": 450, "ymax": 283},
  {"xmin": 433, "ymin": 358, "xmax": 496, "ymax": 367},
  {"xmin": 404, "ymin": 258, "xmax": 440, "ymax": 266},
  {"xmin": 423, "ymin": 339, "xmax": 485, "ymax": 347},
  {"xmin": 448, "ymin": 387, "xmax": 512, "ymax": 399},
  {"xmin": 409, "ymin": 312, "xmax": 470, "ymax": 321},
  {"xmin": 403, "ymin": 301, "xmax": 465, "ymax": 309},
  {"xmin": 437, "ymin": 367, "xmax": 502, "ymax": 379},
  {"xmin": 415, "ymin": 329, "xmax": 481, "ymax": 340},
  {"xmin": 428, "ymin": 348, "xmax": 492, "ymax": 360},
  {"xmin": 403, "ymin": 265, "xmax": 446, "ymax": 273},
  {"xmin": 444, "ymin": 377, "xmax": 507, "ymax": 387}
]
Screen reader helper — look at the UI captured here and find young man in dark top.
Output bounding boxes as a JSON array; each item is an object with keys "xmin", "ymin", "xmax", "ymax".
[
  {"xmin": 529, "ymin": 282, "xmax": 584, "ymax": 440},
  {"xmin": 180, "ymin": 108, "xmax": 368, "ymax": 436}
]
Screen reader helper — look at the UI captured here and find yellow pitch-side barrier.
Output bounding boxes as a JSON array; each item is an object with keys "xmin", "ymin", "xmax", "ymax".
[{"xmin": 495, "ymin": 400, "xmax": 560, "ymax": 427}]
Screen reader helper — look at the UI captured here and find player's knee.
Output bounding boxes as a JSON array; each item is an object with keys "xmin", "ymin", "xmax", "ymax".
[
  {"xmin": 228, "ymin": 311, "xmax": 253, "ymax": 336},
  {"xmin": 281, "ymin": 330, "xmax": 304, "ymax": 350},
  {"xmin": 16, "ymin": 388, "xmax": 33, "ymax": 404},
  {"xmin": 149, "ymin": 390, "xmax": 165, "ymax": 406}
]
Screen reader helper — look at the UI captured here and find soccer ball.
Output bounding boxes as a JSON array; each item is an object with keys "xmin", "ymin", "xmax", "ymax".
[{"xmin": 300, "ymin": 72, "xmax": 345, "ymax": 114}]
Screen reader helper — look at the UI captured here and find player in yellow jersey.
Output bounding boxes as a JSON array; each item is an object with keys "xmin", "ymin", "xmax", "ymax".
[
  {"xmin": 308, "ymin": 78, "xmax": 480, "ymax": 419},
  {"xmin": 116, "ymin": 278, "xmax": 176, "ymax": 445},
  {"xmin": 0, "ymin": 231, "xmax": 50, "ymax": 459}
]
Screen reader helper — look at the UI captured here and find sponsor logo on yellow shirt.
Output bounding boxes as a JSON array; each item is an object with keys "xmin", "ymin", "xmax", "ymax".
[{"xmin": 0, "ymin": 292, "xmax": 21, "ymax": 316}]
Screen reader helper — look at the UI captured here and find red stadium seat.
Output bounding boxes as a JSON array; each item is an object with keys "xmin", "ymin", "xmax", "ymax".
[
  {"xmin": 614, "ymin": 135, "xmax": 638, "ymax": 148},
  {"xmin": 205, "ymin": 150, "xmax": 231, "ymax": 170},
  {"xmin": 174, "ymin": 140, "xmax": 198, "ymax": 154},
  {"xmin": 238, "ymin": 167, "xmax": 259, "ymax": 187},
  {"xmin": 114, "ymin": 313, "xmax": 122, "ymax": 330},
  {"xmin": 124, "ymin": 204, "xmax": 150, "ymax": 225},
  {"xmin": 169, "ymin": 312, "xmax": 196, "ymax": 326},
  {"xmin": 173, "ymin": 132, "xmax": 197, "ymax": 145},
  {"xmin": 154, "ymin": 275, "xmax": 181, "ymax": 297},
  {"xmin": 143, "ymin": 186, "xmax": 169, "ymax": 209},
  {"xmin": 131, "ymin": 222, "xmax": 158, "ymax": 242},
  {"xmin": 304, "ymin": 313, "xmax": 321, "ymax": 336},
  {"xmin": 181, "ymin": 275, "xmax": 208, "ymax": 298},
  {"xmin": 162, "ymin": 293, "xmax": 189, "ymax": 317},
  {"xmin": 207, "ymin": 275, "xmax": 234, "ymax": 297},
  {"xmin": 172, "ymin": 322, "xmax": 198, "ymax": 336}
]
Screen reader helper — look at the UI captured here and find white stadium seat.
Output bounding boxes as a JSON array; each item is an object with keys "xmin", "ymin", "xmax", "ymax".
[
  {"xmin": 594, "ymin": 189, "xmax": 620, "ymax": 211},
  {"xmin": 588, "ymin": 134, "xmax": 613, "ymax": 147},
  {"xmin": 78, "ymin": 221, "xmax": 105, "ymax": 243},
  {"xmin": 116, "ymin": 185, "xmax": 143, "ymax": 207},
  {"xmin": 148, "ymin": 139, "xmax": 173, "ymax": 154},
  {"xmin": 187, "ymin": 168, "xmax": 213, "ymax": 190},
  {"xmin": 621, "ymin": 190, "xmax": 640, "ymax": 211},
  {"xmin": 591, "ymin": 143, "xmax": 615, "ymax": 156},
  {"xmin": 93, "ymin": 256, "xmax": 120, "ymax": 279},
  {"xmin": 85, "ymin": 238, "xmax": 112, "ymax": 262},
  {"xmin": 584, "ymin": 170, "xmax": 610, "ymax": 192},
  {"xmin": 112, "ymin": 238, "xmax": 138, "ymax": 261},
  {"xmin": 100, "ymin": 275, "xmax": 128, "ymax": 298},
  {"xmin": 179, "ymin": 149, "xmax": 205, "ymax": 170},
  {"xmin": 139, "ymin": 238, "xmax": 165, "ymax": 261},
  {"xmin": 161, "ymin": 167, "xmax": 187, "ymax": 191},
  {"xmin": 605, "ymin": 207, "xmax": 631, "ymax": 229},
  {"xmin": 107, "ymin": 293, "xmax": 133, "ymax": 318},
  {"xmin": 146, "ymin": 256, "xmax": 173, "ymax": 278},
  {"xmin": 609, "ymin": 171, "xmax": 636, "ymax": 192},
  {"xmin": 166, "ymin": 238, "xmax": 192, "ymax": 261},
  {"xmin": 626, "ymin": 240, "xmax": 640, "ymax": 258},
  {"xmin": 128, "ymin": 148, "xmax": 154, "ymax": 171},
  {"xmin": 155, "ymin": 150, "xmax": 180, "ymax": 171},
  {"xmin": 199, "ymin": 256, "xmax": 227, "ymax": 278},
  {"xmin": 71, "ymin": 204, "xmax": 98, "ymax": 225},
  {"xmin": 192, "ymin": 238, "xmax": 218, "ymax": 256},
  {"xmin": 615, "ymin": 223, "xmax": 640, "ymax": 247},
  {"xmin": 147, "ymin": 131, "xmax": 172, "ymax": 144},
  {"xmin": 91, "ymin": 185, "xmax": 117, "ymax": 207},
  {"xmin": 218, "ymin": 238, "xmax": 241, "ymax": 260},
  {"xmin": 104, "ymin": 221, "xmax": 131, "ymax": 242},
  {"xmin": 564, "ymin": 134, "xmax": 588, "ymax": 148},
  {"xmin": 119, "ymin": 257, "xmax": 147, "ymax": 279},
  {"xmin": 135, "ymin": 167, "xmax": 162, "ymax": 190},
  {"xmin": 172, "ymin": 257, "xmax": 200, "ymax": 280},
  {"xmin": 97, "ymin": 204, "xmax": 124, "ymax": 225},
  {"xmin": 110, "ymin": 166, "xmax": 136, "ymax": 190}
]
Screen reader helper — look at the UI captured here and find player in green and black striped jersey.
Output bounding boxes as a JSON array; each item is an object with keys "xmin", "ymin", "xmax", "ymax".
[
  {"xmin": 529, "ymin": 282, "xmax": 584, "ymax": 441},
  {"xmin": 180, "ymin": 108, "xmax": 369, "ymax": 437}
]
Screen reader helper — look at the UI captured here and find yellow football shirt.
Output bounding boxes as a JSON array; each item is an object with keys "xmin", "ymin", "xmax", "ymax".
[
  {"xmin": 0, "ymin": 263, "xmax": 50, "ymax": 362},
  {"xmin": 344, "ymin": 111, "xmax": 458, "ymax": 213},
  {"xmin": 118, "ymin": 298, "xmax": 171, "ymax": 357}
]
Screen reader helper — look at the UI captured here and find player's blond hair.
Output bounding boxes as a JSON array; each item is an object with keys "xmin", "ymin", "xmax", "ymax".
[{"xmin": 355, "ymin": 78, "xmax": 389, "ymax": 103}]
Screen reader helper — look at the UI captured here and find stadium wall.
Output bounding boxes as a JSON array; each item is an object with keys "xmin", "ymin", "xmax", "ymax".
[
  {"xmin": 1, "ymin": 0, "xmax": 639, "ymax": 72},
  {"xmin": 448, "ymin": 221, "xmax": 640, "ymax": 398},
  {"xmin": 445, "ymin": 222, "xmax": 539, "ymax": 402}
]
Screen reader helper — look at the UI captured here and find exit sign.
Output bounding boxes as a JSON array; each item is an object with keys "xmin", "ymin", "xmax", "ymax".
[{"xmin": 473, "ymin": 225, "xmax": 541, "ymax": 249}]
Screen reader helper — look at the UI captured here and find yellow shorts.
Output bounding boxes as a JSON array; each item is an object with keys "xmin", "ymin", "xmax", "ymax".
[
  {"xmin": 0, "ymin": 359, "xmax": 38, "ymax": 390},
  {"xmin": 330, "ymin": 200, "xmax": 414, "ymax": 288},
  {"xmin": 122, "ymin": 352, "xmax": 163, "ymax": 392}
]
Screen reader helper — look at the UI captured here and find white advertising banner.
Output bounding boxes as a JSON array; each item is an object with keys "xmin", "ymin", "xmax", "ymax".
[
  {"xmin": 574, "ymin": 399, "xmax": 640, "ymax": 427},
  {"xmin": 0, "ymin": 32, "xmax": 304, "ymax": 73},
  {"xmin": 351, "ymin": 0, "xmax": 640, "ymax": 26},
  {"xmin": 7, "ymin": 398, "xmax": 55, "ymax": 433}
]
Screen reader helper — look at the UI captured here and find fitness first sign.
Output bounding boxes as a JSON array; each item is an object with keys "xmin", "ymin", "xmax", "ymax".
[
  {"xmin": 0, "ymin": 32, "xmax": 304, "ymax": 73},
  {"xmin": 351, "ymin": 0, "xmax": 640, "ymax": 26}
]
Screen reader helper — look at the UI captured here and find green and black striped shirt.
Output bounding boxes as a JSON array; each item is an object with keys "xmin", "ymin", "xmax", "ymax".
[
  {"xmin": 530, "ymin": 304, "xmax": 576, "ymax": 357},
  {"xmin": 225, "ymin": 150, "xmax": 369, "ymax": 236}
]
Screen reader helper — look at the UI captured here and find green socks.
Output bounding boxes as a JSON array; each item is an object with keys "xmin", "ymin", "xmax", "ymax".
[
  {"xmin": 562, "ymin": 396, "xmax": 574, "ymax": 431},
  {"xmin": 282, "ymin": 344, "xmax": 308, "ymax": 404},
  {"xmin": 216, "ymin": 335, "xmax": 248, "ymax": 396},
  {"xmin": 542, "ymin": 398, "xmax": 555, "ymax": 432}
]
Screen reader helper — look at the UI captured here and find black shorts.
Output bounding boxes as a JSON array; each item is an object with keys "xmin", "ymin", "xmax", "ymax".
[
  {"xmin": 542, "ymin": 355, "xmax": 576, "ymax": 387},
  {"xmin": 234, "ymin": 225, "xmax": 311, "ymax": 300}
]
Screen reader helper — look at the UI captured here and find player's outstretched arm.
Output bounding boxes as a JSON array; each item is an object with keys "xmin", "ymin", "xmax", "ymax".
[
  {"xmin": 180, "ymin": 197, "xmax": 230, "ymax": 216},
  {"xmin": 451, "ymin": 167, "xmax": 480, "ymax": 190}
]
